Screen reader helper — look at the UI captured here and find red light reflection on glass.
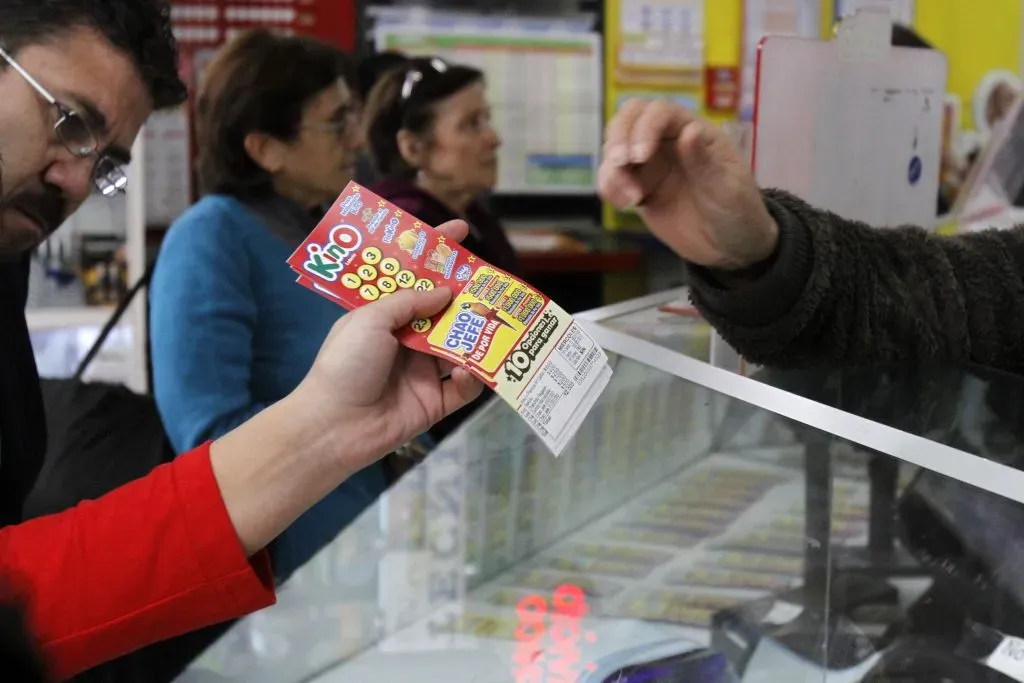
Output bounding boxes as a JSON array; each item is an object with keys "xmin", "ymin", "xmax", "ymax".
[{"xmin": 512, "ymin": 584, "xmax": 597, "ymax": 683}]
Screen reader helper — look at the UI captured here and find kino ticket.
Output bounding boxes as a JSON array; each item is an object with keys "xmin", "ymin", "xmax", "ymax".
[{"xmin": 287, "ymin": 181, "xmax": 612, "ymax": 455}]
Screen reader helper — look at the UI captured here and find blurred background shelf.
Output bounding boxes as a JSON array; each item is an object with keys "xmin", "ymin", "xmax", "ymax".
[{"xmin": 26, "ymin": 306, "xmax": 115, "ymax": 332}]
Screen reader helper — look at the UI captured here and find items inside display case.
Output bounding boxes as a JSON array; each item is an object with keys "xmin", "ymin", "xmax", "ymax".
[{"xmin": 178, "ymin": 297, "xmax": 1024, "ymax": 683}]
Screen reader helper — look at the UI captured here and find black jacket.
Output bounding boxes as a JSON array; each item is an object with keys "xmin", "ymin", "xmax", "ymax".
[
  {"xmin": 688, "ymin": 190, "xmax": 1024, "ymax": 374},
  {"xmin": 0, "ymin": 257, "xmax": 46, "ymax": 526}
]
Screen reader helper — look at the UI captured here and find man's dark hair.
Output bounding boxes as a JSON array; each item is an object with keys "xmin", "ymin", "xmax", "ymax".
[
  {"xmin": 0, "ymin": 0, "xmax": 187, "ymax": 110},
  {"xmin": 364, "ymin": 56, "xmax": 484, "ymax": 178},
  {"xmin": 195, "ymin": 28, "xmax": 357, "ymax": 199}
]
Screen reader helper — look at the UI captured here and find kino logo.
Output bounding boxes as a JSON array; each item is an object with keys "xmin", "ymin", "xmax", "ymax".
[{"xmin": 302, "ymin": 224, "xmax": 363, "ymax": 281}]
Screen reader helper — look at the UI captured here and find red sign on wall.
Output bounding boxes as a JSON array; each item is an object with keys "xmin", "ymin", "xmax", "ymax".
[
  {"xmin": 705, "ymin": 65, "xmax": 740, "ymax": 113},
  {"xmin": 171, "ymin": 0, "xmax": 357, "ymax": 52}
]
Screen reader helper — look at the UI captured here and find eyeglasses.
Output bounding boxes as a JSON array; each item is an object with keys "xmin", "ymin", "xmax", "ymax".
[
  {"xmin": 302, "ymin": 104, "xmax": 360, "ymax": 138},
  {"xmin": 0, "ymin": 45, "xmax": 127, "ymax": 197},
  {"xmin": 400, "ymin": 58, "xmax": 449, "ymax": 101}
]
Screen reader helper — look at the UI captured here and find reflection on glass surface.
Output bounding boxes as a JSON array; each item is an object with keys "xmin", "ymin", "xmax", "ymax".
[
  {"xmin": 30, "ymin": 325, "xmax": 133, "ymax": 383},
  {"xmin": 179, "ymin": 349, "xmax": 1024, "ymax": 683},
  {"xmin": 599, "ymin": 298, "xmax": 712, "ymax": 362}
]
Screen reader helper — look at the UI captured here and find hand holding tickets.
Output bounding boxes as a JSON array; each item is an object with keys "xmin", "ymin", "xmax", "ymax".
[
  {"xmin": 295, "ymin": 285, "xmax": 483, "ymax": 475},
  {"xmin": 288, "ymin": 181, "xmax": 613, "ymax": 454}
]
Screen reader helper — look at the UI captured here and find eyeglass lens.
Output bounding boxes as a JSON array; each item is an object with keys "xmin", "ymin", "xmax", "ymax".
[
  {"xmin": 55, "ymin": 110, "xmax": 97, "ymax": 159},
  {"xmin": 55, "ymin": 111, "xmax": 126, "ymax": 196}
]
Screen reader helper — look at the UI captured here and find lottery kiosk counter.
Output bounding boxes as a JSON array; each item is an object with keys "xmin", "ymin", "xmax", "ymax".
[{"xmin": 178, "ymin": 290, "xmax": 1024, "ymax": 683}]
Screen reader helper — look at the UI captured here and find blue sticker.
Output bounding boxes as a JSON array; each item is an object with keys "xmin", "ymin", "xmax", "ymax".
[
  {"xmin": 908, "ymin": 156, "xmax": 922, "ymax": 185},
  {"xmin": 456, "ymin": 264, "xmax": 472, "ymax": 281}
]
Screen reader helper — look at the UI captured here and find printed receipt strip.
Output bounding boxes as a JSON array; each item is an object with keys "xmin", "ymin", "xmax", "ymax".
[{"xmin": 287, "ymin": 181, "xmax": 612, "ymax": 455}]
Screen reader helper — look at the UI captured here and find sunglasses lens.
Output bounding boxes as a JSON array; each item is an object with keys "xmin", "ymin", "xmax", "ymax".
[{"xmin": 56, "ymin": 113, "xmax": 97, "ymax": 158}]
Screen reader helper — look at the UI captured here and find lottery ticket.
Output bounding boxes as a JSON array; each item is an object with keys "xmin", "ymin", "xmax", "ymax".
[
  {"xmin": 614, "ymin": 590, "xmax": 745, "ymax": 627},
  {"xmin": 289, "ymin": 181, "xmax": 612, "ymax": 455},
  {"xmin": 545, "ymin": 555, "xmax": 653, "ymax": 579},
  {"xmin": 566, "ymin": 542, "xmax": 675, "ymax": 568},
  {"xmin": 500, "ymin": 570, "xmax": 624, "ymax": 598},
  {"xmin": 665, "ymin": 569, "xmax": 796, "ymax": 592},
  {"xmin": 605, "ymin": 525, "xmax": 701, "ymax": 548}
]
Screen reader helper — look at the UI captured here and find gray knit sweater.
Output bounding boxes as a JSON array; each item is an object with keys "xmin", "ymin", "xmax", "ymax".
[{"xmin": 687, "ymin": 189, "xmax": 1024, "ymax": 371}]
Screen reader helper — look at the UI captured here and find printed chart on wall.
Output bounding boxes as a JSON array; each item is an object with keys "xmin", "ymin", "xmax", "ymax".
[
  {"xmin": 740, "ymin": 0, "xmax": 820, "ymax": 121},
  {"xmin": 834, "ymin": 0, "xmax": 914, "ymax": 24},
  {"xmin": 617, "ymin": 0, "xmax": 706, "ymax": 88},
  {"xmin": 376, "ymin": 28, "xmax": 602, "ymax": 195}
]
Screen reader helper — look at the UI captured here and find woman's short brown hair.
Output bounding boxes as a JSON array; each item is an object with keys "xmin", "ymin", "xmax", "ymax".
[{"xmin": 195, "ymin": 28, "xmax": 356, "ymax": 198}]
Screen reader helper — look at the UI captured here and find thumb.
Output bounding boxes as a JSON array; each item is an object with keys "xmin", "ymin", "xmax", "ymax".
[
  {"xmin": 363, "ymin": 287, "xmax": 454, "ymax": 332},
  {"xmin": 434, "ymin": 219, "xmax": 469, "ymax": 244},
  {"xmin": 677, "ymin": 120, "xmax": 715, "ymax": 172}
]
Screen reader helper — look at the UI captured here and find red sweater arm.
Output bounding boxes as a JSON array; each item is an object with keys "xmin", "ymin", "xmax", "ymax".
[{"xmin": 0, "ymin": 443, "xmax": 276, "ymax": 680}]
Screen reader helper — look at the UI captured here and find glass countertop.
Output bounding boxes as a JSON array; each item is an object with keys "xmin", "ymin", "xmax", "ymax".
[{"xmin": 179, "ymin": 293, "xmax": 1024, "ymax": 683}]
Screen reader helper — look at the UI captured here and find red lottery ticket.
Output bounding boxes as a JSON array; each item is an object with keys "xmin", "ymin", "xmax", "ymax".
[{"xmin": 287, "ymin": 181, "xmax": 612, "ymax": 455}]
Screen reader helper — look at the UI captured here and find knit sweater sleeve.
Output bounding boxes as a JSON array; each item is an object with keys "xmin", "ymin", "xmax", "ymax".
[{"xmin": 686, "ymin": 189, "xmax": 1024, "ymax": 371}]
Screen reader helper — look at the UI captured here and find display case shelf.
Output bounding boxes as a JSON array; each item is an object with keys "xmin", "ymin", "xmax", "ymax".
[{"xmin": 25, "ymin": 305, "xmax": 114, "ymax": 332}]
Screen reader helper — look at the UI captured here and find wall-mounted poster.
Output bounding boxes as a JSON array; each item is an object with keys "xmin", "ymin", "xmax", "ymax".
[
  {"xmin": 616, "ymin": 0, "xmax": 706, "ymax": 88},
  {"xmin": 740, "ymin": 0, "xmax": 821, "ymax": 121},
  {"xmin": 834, "ymin": 0, "xmax": 915, "ymax": 25},
  {"xmin": 376, "ymin": 28, "xmax": 602, "ymax": 195}
]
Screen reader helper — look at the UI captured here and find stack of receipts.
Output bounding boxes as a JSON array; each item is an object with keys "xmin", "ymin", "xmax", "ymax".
[{"xmin": 287, "ymin": 181, "xmax": 612, "ymax": 455}]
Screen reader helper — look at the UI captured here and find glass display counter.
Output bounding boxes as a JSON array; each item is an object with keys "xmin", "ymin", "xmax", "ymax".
[{"xmin": 179, "ymin": 293, "xmax": 1024, "ymax": 683}]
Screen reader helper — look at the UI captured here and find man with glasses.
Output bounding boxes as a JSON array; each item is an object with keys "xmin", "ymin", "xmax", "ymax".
[{"xmin": 0, "ymin": 2, "xmax": 484, "ymax": 680}]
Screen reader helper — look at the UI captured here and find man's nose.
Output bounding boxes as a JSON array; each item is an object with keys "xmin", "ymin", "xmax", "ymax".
[{"xmin": 42, "ymin": 156, "xmax": 94, "ymax": 204}]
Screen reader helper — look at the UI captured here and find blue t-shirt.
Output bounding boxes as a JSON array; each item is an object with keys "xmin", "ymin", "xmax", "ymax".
[{"xmin": 149, "ymin": 194, "xmax": 387, "ymax": 580}]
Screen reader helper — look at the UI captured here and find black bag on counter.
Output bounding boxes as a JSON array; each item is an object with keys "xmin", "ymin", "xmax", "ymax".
[{"xmin": 22, "ymin": 263, "xmax": 174, "ymax": 519}]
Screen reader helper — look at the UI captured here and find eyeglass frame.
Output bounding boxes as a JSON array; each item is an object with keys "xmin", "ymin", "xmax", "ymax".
[
  {"xmin": 300, "ymin": 102, "xmax": 361, "ymax": 138},
  {"xmin": 0, "ymin": 45, "xmax": 128, "ymax": 197}
]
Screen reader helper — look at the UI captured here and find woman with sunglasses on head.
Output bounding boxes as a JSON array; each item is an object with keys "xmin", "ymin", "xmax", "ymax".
[
  {"xmin": 363, "ymin": 56, "xmax": 519, "ymax": 443},
  {"xmin": 148, "ymin": 29, "xmax": 381, "ymax": 583}
]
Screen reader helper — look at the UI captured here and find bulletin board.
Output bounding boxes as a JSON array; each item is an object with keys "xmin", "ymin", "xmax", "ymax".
[
  {"xmin": 602, "ymin": 0, "xmax": 836, "ymax": 230},
  {"xmin": 753, "ymin": 33, "xmax": 947, "ymax": 228},
  {"xmin": 374, "ymin": 27, "xmax": 603, "ymax": 196},
  {"xmin": 143, "ymin": 1, "xmax": 360, "ymax": 226},
  {"xmin": 834, "ymin": 0, "xmax": 914, "ymax": 25}
]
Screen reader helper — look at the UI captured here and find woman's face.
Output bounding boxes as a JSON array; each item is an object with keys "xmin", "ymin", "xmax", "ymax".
[
  {"xmin": 274, "ymin": 79, "xmax": 362, "ymax": 207},
  {"xmin": 987, "ymin": 82, "xmax": 1020, "ymax": 129},
  {"xmin": 419, "ymin": 82, "xmax": 501, "ymax": 194}
]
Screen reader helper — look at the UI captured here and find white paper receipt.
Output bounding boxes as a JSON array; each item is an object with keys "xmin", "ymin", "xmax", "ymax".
[{"xmin": 986, "ymin": 636, "xmax": 1024, "ymax": 681}]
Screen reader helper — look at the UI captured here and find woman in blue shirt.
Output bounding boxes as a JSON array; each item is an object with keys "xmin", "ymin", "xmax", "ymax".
[{"xmin": 149, "ymin": 29, "xmax": 383, "ymax": 581}]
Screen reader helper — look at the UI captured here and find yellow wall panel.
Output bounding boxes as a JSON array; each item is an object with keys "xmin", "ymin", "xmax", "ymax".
[{"xmin": 915, "ymin": 0, "xmax": 1021, "ymax": 130}]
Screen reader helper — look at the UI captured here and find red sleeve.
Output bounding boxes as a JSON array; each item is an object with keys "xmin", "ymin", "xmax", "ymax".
[{"xmin": 0, "ymin": 442, "xmax": 276, "ymax": 680}]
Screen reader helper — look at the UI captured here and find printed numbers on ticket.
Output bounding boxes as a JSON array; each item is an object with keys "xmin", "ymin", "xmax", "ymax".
[{"xmin": 287, "ymin": 181, "xmax": 612, "ymax": 454}]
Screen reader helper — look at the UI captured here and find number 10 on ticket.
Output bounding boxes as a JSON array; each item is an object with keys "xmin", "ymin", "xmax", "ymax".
[{"xmin": 286, "ymin": 181, "xmax": 612, "ymax": 455}]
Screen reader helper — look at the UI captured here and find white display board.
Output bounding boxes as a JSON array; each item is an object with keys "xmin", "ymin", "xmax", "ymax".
[
  {"xmin": 753, "ymin": 32, "xmax": 946, "ymax": 228},
  {"xmin": 374, "ymin": 28, "xmax": 602, "ymax": 195},
  {"xmin": 618, "ymin": 0, "xmax": 705, "ymax": 72}
]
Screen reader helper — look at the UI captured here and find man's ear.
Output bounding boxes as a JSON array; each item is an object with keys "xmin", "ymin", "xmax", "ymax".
[
  {"xmin": 396, "ymin": 129, "xmax": 425, "ymax": 169},
  {"xmin": 243, "ymin": 132, "xmax": 286, "ymax": 174}
]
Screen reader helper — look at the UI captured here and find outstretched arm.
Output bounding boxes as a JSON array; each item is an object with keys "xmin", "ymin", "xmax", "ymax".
[{"xmin": 687, "ymin": 189, "xmax": 1024, "ymax": 371}]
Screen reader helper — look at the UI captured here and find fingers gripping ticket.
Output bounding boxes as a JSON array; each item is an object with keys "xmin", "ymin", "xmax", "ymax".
[{"xmin": 286, "ymin": 181, "xmax": 613, "ymax": 455}]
